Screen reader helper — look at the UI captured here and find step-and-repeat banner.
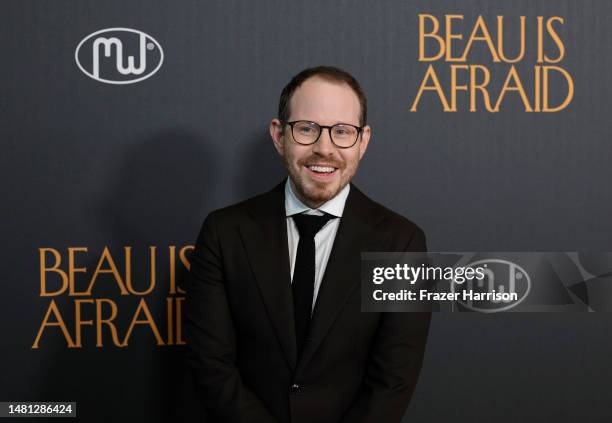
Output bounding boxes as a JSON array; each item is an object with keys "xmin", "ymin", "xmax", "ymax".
[{"xmin": 2, "ymin": 1, "xmax": 611, "ymax": 421}]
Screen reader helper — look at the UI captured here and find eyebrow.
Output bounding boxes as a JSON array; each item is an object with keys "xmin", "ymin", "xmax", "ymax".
[{"xmin": 291, "ymin": 119, "xmax": 361, "ymax": 127}]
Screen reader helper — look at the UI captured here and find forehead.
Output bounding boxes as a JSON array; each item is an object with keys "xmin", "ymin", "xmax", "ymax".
[{"xmin": 289, "ymin": 76, "xmax": 361, "ymax": 125}]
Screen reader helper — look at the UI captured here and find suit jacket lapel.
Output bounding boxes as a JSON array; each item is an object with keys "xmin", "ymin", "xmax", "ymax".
[{"xmin": 239, "ymin": 182, "xmax": 298, "ymax": 371}]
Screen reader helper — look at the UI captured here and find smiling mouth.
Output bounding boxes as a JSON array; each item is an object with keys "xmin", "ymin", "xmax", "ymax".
[{"xmin": 305, "ymin": 164, "xmax": 338, "ymax": 174}]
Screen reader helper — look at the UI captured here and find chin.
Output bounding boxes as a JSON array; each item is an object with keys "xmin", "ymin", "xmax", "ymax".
[
  {"xmin": 301, "ymin": 182, "xmax": 341, "ymax": 205},
  {"xmin": 305, "ymin": 190, "xmax": 334, "ymax": 205},
  {"xmin": 289, "ymin": 166, "xmax": 348, "ymax": 206}
]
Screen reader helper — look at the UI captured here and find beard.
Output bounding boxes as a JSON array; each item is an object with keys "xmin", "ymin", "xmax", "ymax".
[{"xmin": 285, "ymin": 153, "xmax": 355, "ymax": 208}]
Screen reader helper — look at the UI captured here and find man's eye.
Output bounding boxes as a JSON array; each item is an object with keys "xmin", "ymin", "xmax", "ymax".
[{"xmin": 334, "ymin": 127, "xmax": 354, "ymax": 137}]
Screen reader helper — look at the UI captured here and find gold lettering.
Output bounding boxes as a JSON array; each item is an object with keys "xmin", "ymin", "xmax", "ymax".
[
  {"xmin": 410, "ymin": 65, "xmax": 451, "ymax": 112},
  {"xmin": 85, "ymin": 247, "xmax": 129, "ymax": 296},
  {"xmin": 494, "ymin": 66, "xmax": 533, "ymax": 112},
  {"xmin": 68, "ymin": 247, "xmax": 88, "ymax": 295},
  {"xmin": 545, "ymin": 17, "xmax": 565, "ymax": 63},
  {"xmin": 32, "ymin": 300, "xmax": 76, "ymax": 349},
  {"xmin": 39, "ymin": 248, "xmax": 68, "ymax": 296},
  {"xmin": 74, "ymin": 299, "xmax": 94, "ymax": 347},
  {"xmin": 175, "ymin": 297, "xmax": 185, "ymax": 345},
  {"xmin": 461, "ymin": 15, "xmax": 501, "ymax": 63},
  {"xmin": 418, "ymin": 14, "xmax": 445, "ymax": 61},
  {"xmin": 497, "ymin": 16, "xmax": 526, "ymax": 63},
  {"xmin": 96, "ymin": 298, "xmax": 125, "ymax": 347},
  {"xmin": 469, "ymin": 65, "xmax": 495, "ymax": 112},
  {"xmin": 125, "ymin": 246, "xmax": 156, "ymax": 295},
  {"xmin": 542, "ymin": 66, "xmax": 574, "ymax": 112},
  {"xmin": 445, "ymin": 15, "xmax": 464, "ymax": 62},
  {"xmin": 450, "ymin": 65, "xmax": 469, "ymax": 111},
  {"xmin": 123, "ymin": 299, "xmax": 164, "ymax": 346}
]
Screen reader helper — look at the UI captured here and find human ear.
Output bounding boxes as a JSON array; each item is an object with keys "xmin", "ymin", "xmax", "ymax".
[
  {"xmin": 358, "ymin": 125, "xmax": 371, "ymax": 160},
  {"xmin": 269, "ymin": 118, "xmax": 285, "ymax": 156}
]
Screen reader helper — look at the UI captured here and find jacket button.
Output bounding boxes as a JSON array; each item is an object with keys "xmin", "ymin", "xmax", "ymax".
[{"xmin": 290, "ymin": 383, "xmax": 302, "ymax": 394}]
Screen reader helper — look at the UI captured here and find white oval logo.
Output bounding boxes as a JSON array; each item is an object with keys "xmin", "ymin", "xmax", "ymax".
[
  {"xmin": 452, "ymin": 259, "xmax": 531, "ymax": 313},
  {"xmin": 75, "ymin": 28, "xmax": 163, "ymax": 84}
]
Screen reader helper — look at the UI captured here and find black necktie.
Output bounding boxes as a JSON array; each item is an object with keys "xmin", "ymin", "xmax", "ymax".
[{"xmin": 291, "ymin": 212, "xmax": 335, "ymax": 356}]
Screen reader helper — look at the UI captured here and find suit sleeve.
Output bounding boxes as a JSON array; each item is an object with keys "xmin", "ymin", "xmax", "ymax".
[
  {"xmin": 339, "ymin": 227, "xmax": 431, "ymax": 423},
  {"xmin": 183, "ymin": 211, "xmax": 279, "ymax": 422}
]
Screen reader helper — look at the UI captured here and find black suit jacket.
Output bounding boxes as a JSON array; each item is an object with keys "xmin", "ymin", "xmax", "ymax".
[{"xmin": 184, "ymin": 181, "xmax": 430, "ymax": 423}]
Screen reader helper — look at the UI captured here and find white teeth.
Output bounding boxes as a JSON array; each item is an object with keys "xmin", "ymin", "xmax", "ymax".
[{"xmin": 308, "ymin": 165, "xmax": 336, "ymax": 173}]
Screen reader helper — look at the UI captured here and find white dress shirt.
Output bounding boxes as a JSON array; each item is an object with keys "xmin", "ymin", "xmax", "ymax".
[{"xmin": 285, "ymin": 177, "xmax": 350, "ymax": 312}]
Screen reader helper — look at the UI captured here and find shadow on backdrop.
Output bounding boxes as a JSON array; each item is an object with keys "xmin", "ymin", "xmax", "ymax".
[
  {"xmin": 34, "ymin": 129, "xmax": 215, "ymax": 423},
  {"xmin": 235, "ymin": 129, "xmax": 287, "ymax": 200}
]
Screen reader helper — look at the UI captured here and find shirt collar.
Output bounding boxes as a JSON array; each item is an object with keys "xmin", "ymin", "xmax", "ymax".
[{"xmin": 285, "ymin": 177, "xmax": 350, "ymax": 218}]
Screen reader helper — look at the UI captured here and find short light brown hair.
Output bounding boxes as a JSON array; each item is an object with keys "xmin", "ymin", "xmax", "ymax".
[{"xmin": 278, "ymin": 66, "xmax": 367, "ymax": 126}]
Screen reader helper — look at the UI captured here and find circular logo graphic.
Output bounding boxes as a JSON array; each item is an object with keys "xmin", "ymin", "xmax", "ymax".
[{"xmin": 75, "ymin": 28, "xmax": 164, "ymax": 84}]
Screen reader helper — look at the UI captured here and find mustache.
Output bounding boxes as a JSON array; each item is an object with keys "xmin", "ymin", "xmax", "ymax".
[{"xmin": 297, "ymin": 156, "xmax": 344, "ymax": 168}]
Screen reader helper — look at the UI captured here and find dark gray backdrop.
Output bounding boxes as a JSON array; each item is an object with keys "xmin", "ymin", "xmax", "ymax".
[{"xmin": 2, "ymin": 0, "xmax": 611, "ymax": 422}]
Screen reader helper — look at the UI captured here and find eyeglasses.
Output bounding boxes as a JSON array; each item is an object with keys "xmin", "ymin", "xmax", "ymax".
[{"xmin": 283, "ymin": 120, "xmax": 363, "ymax": 149}]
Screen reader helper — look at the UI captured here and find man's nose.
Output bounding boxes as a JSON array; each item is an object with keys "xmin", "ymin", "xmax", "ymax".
[{"xmin": 312, "ymin": 127, "xmax": 335, "ymax": 155}]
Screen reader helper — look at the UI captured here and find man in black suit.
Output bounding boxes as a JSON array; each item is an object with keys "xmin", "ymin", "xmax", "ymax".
[{"xmin": 184, "ymin": 66, "xmax": 430, "ymax": 423}]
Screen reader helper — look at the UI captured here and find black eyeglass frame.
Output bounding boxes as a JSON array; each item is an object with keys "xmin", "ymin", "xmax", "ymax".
[{"xmin": 282, "ymin": 120, "xmax": 364, "ymax": 149}]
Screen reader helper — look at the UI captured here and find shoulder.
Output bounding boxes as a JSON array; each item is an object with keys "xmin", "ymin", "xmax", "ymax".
[
  {"xmin": 201, "ymin": 181, "xmax": 285, "ymax": 229},
  {"xmin": 348, "ymin": 184, "xmax": 426, "ymax": 244}
]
